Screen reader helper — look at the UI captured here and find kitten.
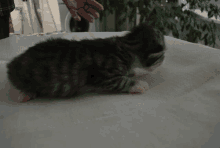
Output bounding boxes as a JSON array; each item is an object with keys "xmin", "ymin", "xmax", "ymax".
[{"xmin": 7, "ymin": 22, "xmax": 166, "ymax": 101}]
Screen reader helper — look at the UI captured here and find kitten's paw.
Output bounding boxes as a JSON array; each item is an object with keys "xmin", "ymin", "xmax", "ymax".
[
  {"xmin": 19, "ymin": 92, "xmax": 36, "ymax": 102},
  {"xmin": 129, "ymin": 80, "xmax": 149, "ymax": 94}
]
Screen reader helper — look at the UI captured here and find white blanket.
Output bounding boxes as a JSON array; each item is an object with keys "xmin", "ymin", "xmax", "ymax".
[{"xmin": 0, "ymin": 32, "xmax": 220, "ymax": 148}]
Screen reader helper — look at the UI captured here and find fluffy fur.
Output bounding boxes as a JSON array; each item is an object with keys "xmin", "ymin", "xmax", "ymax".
[{"xmin": 7, "ymin": 22, "xmax": 166, "ymax": 101}]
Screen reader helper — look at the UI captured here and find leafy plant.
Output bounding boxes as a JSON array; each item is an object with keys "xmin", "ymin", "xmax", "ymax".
[{"xmin": 95, "ymin": 0, "xmax": 220, "ymax": 48}]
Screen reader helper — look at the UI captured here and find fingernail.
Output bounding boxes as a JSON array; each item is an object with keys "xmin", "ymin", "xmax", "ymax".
[
  {"xmin": 74, "ymin": 16, "xmax": 81, "ymax": 21},
  {"xmin": 95, "ymin": 12, "xmax": 99, "ymax": 17}
]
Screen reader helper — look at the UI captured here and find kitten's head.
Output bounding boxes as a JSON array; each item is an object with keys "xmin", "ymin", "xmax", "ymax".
[{"xmin": 119, "ymin": 22, "xmax": 166, "ymax": 72}]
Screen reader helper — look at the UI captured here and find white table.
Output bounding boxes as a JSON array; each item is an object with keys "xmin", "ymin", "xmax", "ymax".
[{"xmin": 0, "ymin": 32, "xmax": 220, "ymax": 148}]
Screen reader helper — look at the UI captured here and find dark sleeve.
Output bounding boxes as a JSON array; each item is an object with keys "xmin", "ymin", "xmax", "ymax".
[{"xmin": 0, "ymin": 0, "xmax": 15, "ymax": 17}]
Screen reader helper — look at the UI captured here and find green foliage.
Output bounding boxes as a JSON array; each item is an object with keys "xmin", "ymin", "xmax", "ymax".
[{"xmin": 95, "ymin": 0, "xmax": 220, "ymax": 48}]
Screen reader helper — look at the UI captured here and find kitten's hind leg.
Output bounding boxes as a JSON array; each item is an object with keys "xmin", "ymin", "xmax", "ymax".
[{"xmin": 19, "ymin": 91, "xmax": 37, "ymax": 102}]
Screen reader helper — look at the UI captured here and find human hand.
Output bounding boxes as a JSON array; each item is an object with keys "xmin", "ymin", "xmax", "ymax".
[{"xmin": 62, "ymin": 0, "xmax": 104, "ymax": 23}]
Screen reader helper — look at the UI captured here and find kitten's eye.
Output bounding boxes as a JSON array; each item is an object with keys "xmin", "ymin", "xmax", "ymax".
[
  {"xmin": 145, "ymin": 53, "xmax": 164, "ymax": 67},
  {"xmin": 149, "ymin": 52, "xmax": 164, "ymax": 58}
]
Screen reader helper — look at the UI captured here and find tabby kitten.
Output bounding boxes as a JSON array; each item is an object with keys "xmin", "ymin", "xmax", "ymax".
[{"xmin": 7, "ymin": 22, "xmax": 166, "ymax": 101}]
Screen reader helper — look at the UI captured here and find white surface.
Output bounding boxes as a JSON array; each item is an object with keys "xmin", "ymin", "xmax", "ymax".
[{"xmin": 0, "ymin": 32, "xmax": 220, "ymax": 148}]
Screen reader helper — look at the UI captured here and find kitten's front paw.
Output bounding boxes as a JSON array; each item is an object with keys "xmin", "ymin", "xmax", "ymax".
[{"xmin": 129, "ymin": 80, "xmax": 149, "ymax": 94}]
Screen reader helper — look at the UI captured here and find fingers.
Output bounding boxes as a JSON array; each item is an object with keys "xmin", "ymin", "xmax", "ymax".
[
  {"xmin": 86, "ymin": 7, "xmax": 99, "ymax": 18},
  {"xmin": 77, "ymin": 4, "xmax": 101, "ymax": 22},
  {"xmin": 80, "ymin": 0, "xmax": 103, "ymax": 22},
  {"xmin": 77, "ymin": 7, "xmax": 94, "ymax": 22},
  {"xmin": 62, "ymin": 0, "xmax": 81, "ymax": 21},
  {"xmin": 62, "ymin": 0, "xmax": 104, "ymax": 23},
  {"xmin": 87, "ymin": 0, "xmax": 104, "ymax": 11}
]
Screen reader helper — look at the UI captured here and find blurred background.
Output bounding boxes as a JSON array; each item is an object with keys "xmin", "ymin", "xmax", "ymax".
[{"xmin": 9, "ymin": 0, "xmax": 220, "ymax": 48}]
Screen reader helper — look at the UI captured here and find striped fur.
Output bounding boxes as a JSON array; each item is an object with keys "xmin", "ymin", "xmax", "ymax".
[{"xmin": 7, "ymin": 22, "xmax": 166, "ymax": 100}]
